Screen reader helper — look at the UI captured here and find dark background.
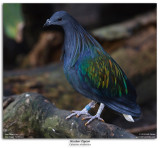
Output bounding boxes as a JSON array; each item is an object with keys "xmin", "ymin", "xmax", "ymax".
[{"xmin": 3, "ymin": 3, "xmax": 156, "ymax": 69}]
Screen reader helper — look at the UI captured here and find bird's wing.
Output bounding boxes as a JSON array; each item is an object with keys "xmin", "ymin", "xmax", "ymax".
[
  {"xmin": 78, "ymin": 53, "xmax": 141, "ymax": 117},
  {"xmin": 78, "ymin": 54, "xmax": 136, "ymax": 99}
]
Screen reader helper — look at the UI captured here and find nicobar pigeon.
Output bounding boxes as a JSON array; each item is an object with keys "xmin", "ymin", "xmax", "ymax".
[{"xmin": 44, "ymin": 11, "xmax": 141, "ymax": 126}]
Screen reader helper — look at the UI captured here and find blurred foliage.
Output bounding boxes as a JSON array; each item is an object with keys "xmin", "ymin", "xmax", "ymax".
[{"xmin": 3, "ymin": 4, "xmax": 23, "ymax": 39}]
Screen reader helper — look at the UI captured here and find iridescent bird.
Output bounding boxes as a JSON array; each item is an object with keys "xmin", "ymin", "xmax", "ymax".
[{"xmin": 44, "ymin": 11, "xmax": 141, "ymax": 125}]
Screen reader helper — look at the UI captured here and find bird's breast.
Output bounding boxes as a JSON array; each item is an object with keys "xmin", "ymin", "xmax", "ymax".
[
  {"xmin": 63, "ymin": 65, "xmax": 77, "ymax": 87},
  {"xmin": 64, "ymin": 64, "xmax": 84, "ymax": 91}
]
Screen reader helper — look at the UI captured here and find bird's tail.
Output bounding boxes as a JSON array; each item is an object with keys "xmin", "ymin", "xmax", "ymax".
[{"xmin": 123, "ymin": 114, "xmax": 134, "ymax": 122}]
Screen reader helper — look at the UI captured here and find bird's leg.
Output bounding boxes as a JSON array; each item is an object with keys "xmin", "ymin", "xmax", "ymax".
[
  {"xmin": 82, "ymin": 103, "xmax": 105, "ymax": 126},
  {"xmin": 66, "ymin": 101, "xmax": 96, "ymax": 119}
]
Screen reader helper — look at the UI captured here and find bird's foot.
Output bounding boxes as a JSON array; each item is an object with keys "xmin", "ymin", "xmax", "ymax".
[
  {"xmin": 66, "ymin": 110, "xmax": 91, "ymax": 119},
  {"xmin": 82, "ymin": 114, "xmax": 104, "ymax": 126}
]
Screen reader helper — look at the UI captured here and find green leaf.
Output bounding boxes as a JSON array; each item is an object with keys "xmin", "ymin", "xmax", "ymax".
[{"xmin": 3, "ymin": 4, "xmax": 23, "ymax": 39}]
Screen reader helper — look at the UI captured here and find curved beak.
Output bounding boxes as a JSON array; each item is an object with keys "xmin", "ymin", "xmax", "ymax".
[{"xmin": 43, "ymin": 19, "xmax": 51, "ymax": 27}]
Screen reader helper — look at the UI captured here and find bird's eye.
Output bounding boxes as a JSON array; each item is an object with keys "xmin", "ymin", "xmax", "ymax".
[{"xmin": 57, "ymin": 18, "xmax": 62, "ymax": 21}]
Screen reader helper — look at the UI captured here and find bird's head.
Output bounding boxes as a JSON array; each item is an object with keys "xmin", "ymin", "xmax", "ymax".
[{"xmin": 44, "ymin": 11, "xmax": 74, "ymax": 28}]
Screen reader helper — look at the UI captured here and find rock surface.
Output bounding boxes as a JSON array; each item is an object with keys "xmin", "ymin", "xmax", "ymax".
[{"xmin": 3, "ymin": 93, "xmax": 136, "ymax": 138}]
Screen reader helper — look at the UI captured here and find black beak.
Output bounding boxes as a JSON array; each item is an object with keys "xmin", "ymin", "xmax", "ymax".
[{"xmin": 43, "ymin": 19, "xmax": 51, "ymax": 27}]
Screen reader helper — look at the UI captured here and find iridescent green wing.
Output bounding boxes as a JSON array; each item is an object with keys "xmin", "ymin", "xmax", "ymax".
[{"xmin": 79, "ymin": 54, "xmax": 130, "ymax": 98}]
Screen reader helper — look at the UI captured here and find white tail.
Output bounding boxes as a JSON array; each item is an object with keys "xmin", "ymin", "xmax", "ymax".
[{"xmin": 123, "ymin": 114, "xmax": 134, "ymax": 122}]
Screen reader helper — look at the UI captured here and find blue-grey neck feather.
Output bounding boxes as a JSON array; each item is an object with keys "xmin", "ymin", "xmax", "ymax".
[{"xmin": 62, "ymin": 18, "xmax": 105, "ymax": 67}]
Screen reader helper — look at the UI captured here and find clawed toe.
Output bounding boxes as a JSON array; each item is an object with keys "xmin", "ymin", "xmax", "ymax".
[
  {"xmin": 66, "ymin": 110, "xmax": 90, "ymax": 119},
  {"xmin": 67, "ymin": 103, "xmax": 105, "ymax": 126},
  {"xmin": 66, "ymin": 111, "xmax": 105, "ymax": 126},
  {"xmin": 66, "ymin": 112, "xmax": 77, "ymax": 119},
  {"xmin": 81, "ymin": 116, "xmax": 92, "ymax": 120},
  {"xmin": 82, "ymin": 115, "xmax": 104, "ymax": 126}
]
